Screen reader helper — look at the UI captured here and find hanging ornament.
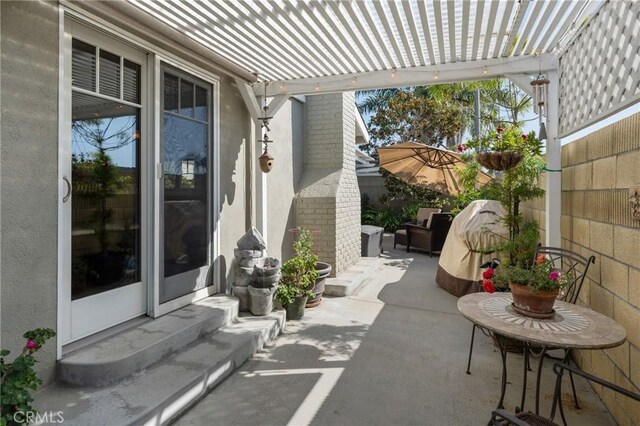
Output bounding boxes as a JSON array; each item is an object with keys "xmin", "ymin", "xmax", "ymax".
[
  {"xmin": 530, "ymin": 73, "xmax": 550, "ymax": 118},
  {"xmin": 257, "ymin": 81, "xmax": 274, "ymax": 173}
]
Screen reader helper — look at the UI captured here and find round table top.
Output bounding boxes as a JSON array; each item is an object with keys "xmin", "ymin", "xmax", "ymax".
[{"xmin": 457, "ymin": 293, "xmax": 627, "ymax": 349}]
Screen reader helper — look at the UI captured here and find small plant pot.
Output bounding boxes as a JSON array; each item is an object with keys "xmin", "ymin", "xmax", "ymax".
[
  {"xmin": 248, "ymin": 285, "xmax": 276, "ymax": 316},
  {"xmin": 284, "ymin": 296, "xmax": 308, "ymax": 320},
  {"xmin": 232, "ymin": 285, "xmax": 251, "ymax": 312},
  {"xmin": 509, "ymin": 282, "xmax": 559, "ymax": 319}
]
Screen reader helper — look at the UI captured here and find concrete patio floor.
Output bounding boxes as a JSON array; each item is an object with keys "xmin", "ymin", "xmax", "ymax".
[{"xmin": 175, "ymin": 236, "xmax": 617, "ymax": 426}]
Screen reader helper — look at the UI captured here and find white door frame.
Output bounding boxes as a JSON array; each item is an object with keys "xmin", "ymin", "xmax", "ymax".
[{"xmin": 57, "ymin": 7, "xmax": 222, "ymax": 357}]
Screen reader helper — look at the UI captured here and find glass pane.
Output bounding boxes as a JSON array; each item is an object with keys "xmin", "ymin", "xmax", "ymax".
[
  {"xmin": 180, "ymin": 80, "xmax": 194, "ymax": 117},
  {"xmin": 164, "ymin": 73, "xmax": 179, "ymax": 112},
  {"xmin": 71, "ymin": 92, "xmax": 141, "ymax": 300},
  {"xmin": 195, "ymin": 86, "xmax": 208, "ymax": 122},
  {"xmin": 123, "ymin": 60, "xmax": 141, "ymax": 104},
  {"xmin": 72, "ymin": 39, "xmax": 96, "ymax": 91},
  {"xmin": 162, "ymin": 113, "xmax": 208, "ymax": 285},
  {"xmin": 99, "ymin": 49, "xmax": 121, "ymax": 98}
]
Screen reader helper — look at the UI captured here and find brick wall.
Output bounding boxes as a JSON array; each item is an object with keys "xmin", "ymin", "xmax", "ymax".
[
  {"xmin": 524, "ymin": 113, "xmax": 640, "ymax": 425},
  {"xmin": 296, "ymin": 93, "xmax": 361, "ymax": 275}
]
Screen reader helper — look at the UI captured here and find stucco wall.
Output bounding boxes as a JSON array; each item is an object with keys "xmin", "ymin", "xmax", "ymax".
[
  {"xmin": 524, "ymin": 113, "xmax": 640, "ymax": 425},
  {"xmin": 216, "ymin": 76, "xmax": 253, "ymax": 292},
  {"xmin": 266, "ymin": 98, "xmax": 305, "ymax": 262},
  {"xmin": 358, "ymin": 175, "xmax": 386, "ymax": 207},
  {"xmin": 1, "ymin": 0, "xmax": 60, "ymax": 384}
]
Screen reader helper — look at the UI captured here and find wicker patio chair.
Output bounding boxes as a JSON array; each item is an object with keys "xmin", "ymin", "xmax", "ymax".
[
  {"xmin": 404, "ymin": 212, "xmax": 453, "ymax": 257},
  {"xmin": 393, "ymin": 207, "xmax": 441, "ymax": 250}
]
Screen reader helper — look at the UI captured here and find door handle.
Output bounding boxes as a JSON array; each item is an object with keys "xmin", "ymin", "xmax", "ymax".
[{"xmin": 63, "ymin": 176, "xmax": 71, "ymax": 203}]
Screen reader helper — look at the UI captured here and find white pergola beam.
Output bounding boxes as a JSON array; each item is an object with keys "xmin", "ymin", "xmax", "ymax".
[
  {"xmin": 259, "ymin": 54, "xmax": 558, "ymax": 97},
  {"xmin": 545, "ymin": 70, "xmax": 561, "ymax": 248},
  {"xmin": 504, "ymin": 73, "xmax": 534, "ymax": 97},
  {"xmin": 482, "ymin": 0, "xmax": 499, "ymax": 60},
  {"xmin": 460, "ymin": 0, "xmax": 470, "ymax": 61},
  {"xmin": 417, "ymin": 1, "xmax": 437, "ymax": 65},
  {"xmin": 493, "ymin": 0, "xmax": 515, "ymax": 58},
  {"xmin": 236, "ymin": 80, "xmax": 262, "ymax": 121},
  {"xmin": 471, "ymin": 0, "xmax": 485, "ymax": 61},
  {"xmin": 373, "ymin": 0, "xmax": 408, "ymax": 68},
  {"xmin": 513, "ymin": 0, "xmax": 545, "ymax": 56},
  {"xmin": 501, "ymin": 0, "xmax": 530, "ymax": 57}
]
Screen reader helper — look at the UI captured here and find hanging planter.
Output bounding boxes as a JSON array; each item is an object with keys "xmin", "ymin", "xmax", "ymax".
[{"xmin": 476, "ymin": 150, "xmax": 522, "ymax": 171}]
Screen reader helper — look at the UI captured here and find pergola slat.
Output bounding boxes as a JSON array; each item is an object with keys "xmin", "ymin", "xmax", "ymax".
[
  {"xmin": 417, "ymin": 1, "xmax": 437, "ymax": 65},
  {"xmin": 460, "ymin": 0, "xmax": 470, "ymax": 61},
  {"xmin": 502, "ymin": 0, "xmax": 531, "ymax": 58},
  {"xmin": 533, "ymin": 1, "xmax": 572, "ymax": 54},
  {"xmin": 295, "ymin": 1, "xmax": 362, "ymax": 73},
  {"xmin": 310, "ymin": 0, "xmax": 374, "ymax": 72},
  {"xmin": 356, "ymin": 1, "xmax": 398, "ymax": 69},
  {"xmin": 525, "ymin": 1, "xmax": 558, "ymax": 55},
  {"xmin": 513, "ymin": 0, "xmax": 546, "ymax": 56},
  {"xmin": 388, "ymin": 0, "xmax": 417, "ymax": 67},
  {"xmin": 401, "ymin": 1, "xmax": 426, "ymax": 66},
  {"xmin": 482, "ymin": 0, "xmax": 499, "ymax": 60},
  {"xmin": 447, "ymin": 0, "xmax": 457, "ymax": 62},
  {"xmin": 328, "ymin": 1, "xmax": 386, "ymax": 70},
  {"xmin": 471, "ymin": 0, "xmax": 485, "ymax": 61},
  {"xmin": 262, "ymin": 1, "xmax": 343, "ymax": 76},
  {"xmin": 433, "ymin": 0, "xmax": 447, "ymax": 64},
  {"xmin": 372, "ymin": 0, "xmax": 409, "ymax": 69},
  {"xmin": 125, "ymin": 0, "xmax": 599, "ymax": 84},
  {"xmin": 492, "ymin": 0, "xmax": 516, "ymax": 58}
]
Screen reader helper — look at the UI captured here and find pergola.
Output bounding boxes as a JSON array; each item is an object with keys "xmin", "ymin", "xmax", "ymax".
[{"xmin": 76, "ymin": 0, "xmax": 634, "ymax": 247}]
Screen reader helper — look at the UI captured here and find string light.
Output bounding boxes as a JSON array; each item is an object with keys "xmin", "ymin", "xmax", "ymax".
[
  {"xmin": 391, "ymin": 69, "xmax": 397, "ymax": 78},
  {"xmin": 482, "ymin": 66, "xmax": 488, "ymax": 75},
  {"xmin": 315, "ymin": 82, "xmax": 320, "ymax": 91},
  {"xmin": 352, "ymin": 76, "xmax": 358, "ymax": 84},
  {"xmin": 279, "ymin": 81, "xmax": 285, "ymax": 90},
  {"xmin": 433, "ymin": 71, "xmax": 439, "ymax": 80}
]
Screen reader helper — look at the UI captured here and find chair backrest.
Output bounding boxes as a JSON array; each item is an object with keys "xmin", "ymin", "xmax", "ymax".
[
  {"xmin": 533, "ymin": 246, "xmax": 596, "ymax": 304},
  {"xmin": 429, "ymin": 213, "xmax": 453, "ymax": 251},
  {"xmin": 416, "ymin": 208, "xmax": 441, "ymax": 227}
]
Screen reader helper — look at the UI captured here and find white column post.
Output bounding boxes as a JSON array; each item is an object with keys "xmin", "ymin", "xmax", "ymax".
[
  {"xmin": 545, "ymin": 70, "xmax": 561, "ymax": 247},
  {"xmin": 254, "ymin": 115, "xmax": 267, "ymax": 242}
]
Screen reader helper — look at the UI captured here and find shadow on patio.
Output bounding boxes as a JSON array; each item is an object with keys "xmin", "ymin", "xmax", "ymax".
[{"xmin": 175, "ymin": 240, "xmax": 616, "ymax": 426}]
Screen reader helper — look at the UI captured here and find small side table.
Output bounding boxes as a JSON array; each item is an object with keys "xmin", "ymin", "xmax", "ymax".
[{"xmin": 361, "ymin": 225, "xmax": 384, "ymax": 257}]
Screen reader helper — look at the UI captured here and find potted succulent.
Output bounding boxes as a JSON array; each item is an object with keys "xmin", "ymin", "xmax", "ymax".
[{"xmin": 276, "ymin": 228, "xmax": 318, "ymax": 320}]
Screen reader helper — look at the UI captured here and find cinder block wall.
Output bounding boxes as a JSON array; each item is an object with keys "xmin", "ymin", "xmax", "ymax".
[
  {"xmin": 296, "ymin": 93, "xmax": 361, "ymax": 275},
  {"xmin": 524, "ymin": 113, "xmax": 640, "ymax": 425}
]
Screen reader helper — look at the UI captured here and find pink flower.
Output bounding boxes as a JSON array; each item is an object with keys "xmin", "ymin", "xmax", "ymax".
[
  {"xmin": 496, "ymin": 127, "xmax": 504, "ymax": 133},
  {"xmin": 549, "ymin": 271, "xmax": 560, "ymax": 281},
  {"xmin": 535, "ymin": 254, "xmax": 546, "ymax": 265},
  {"xmin": 482, "ymin": 268, "xmax": 495, "ymax": 279},
  {"xmin": 482, "ymin": 279, "xmax": 496, "ymax": 294},
  {"xmin": 521, "ymin": 134, "xmax": 528, "ymax": 140},
  {"xmin": 25, "ymin": 339, "xmax": 37, "ymax": 350}
]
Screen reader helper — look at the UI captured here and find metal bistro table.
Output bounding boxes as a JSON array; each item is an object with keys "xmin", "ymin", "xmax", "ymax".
[{"xmin": 458, "ymin": 293, "xmax": 626, "ymax": 419}]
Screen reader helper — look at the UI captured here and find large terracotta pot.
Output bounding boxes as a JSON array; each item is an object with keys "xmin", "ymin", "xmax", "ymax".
[
  {"xmin": 509, "ymin": 282, "xmax": 559, "ymax": 319},
  {"xmin": 306, "ymin": 262, "xmax": 332, "ymax": 308}
]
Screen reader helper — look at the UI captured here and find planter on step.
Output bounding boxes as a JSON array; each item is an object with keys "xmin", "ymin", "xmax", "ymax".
[
  {"xmin": 232, "ymin": 285, "xmax": 250, "ymax": 312},
  {"xmin": 253, "ymin": 257, "xmax": 282, "ymax": 288},
  {"xmin": 248, "ymin": 285, "xmax": 276, "ymax": 316}
]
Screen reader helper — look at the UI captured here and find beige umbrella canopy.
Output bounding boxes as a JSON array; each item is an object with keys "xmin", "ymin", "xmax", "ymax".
[{"xmin": 377, "ymin": 142, "xmax": 492, "ymax": 196}]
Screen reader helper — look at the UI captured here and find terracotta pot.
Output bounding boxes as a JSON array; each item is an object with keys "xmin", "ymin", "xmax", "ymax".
[
  {"xmin": 509, "ymin": 282, "xmax": 559, "ymax": 318},
  {"xmin": 477, "ymin": 151, "xmax": 522, "ymax": 171}
]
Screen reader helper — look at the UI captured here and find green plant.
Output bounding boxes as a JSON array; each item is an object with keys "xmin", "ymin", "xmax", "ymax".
[
  {"xmin": 276, "ymin": 228, "xmax": 318, "ymax": 306},
  {"xmin": 1, "ymin": 328, "xmax": 56, "ymax": 426},
  {"xmin": 465, "ymin": 126, "xmax": 543, "ymax": 155},
  {"xmin": 501, "ymin": 259, "xmax": 572, "ymax": 293}
]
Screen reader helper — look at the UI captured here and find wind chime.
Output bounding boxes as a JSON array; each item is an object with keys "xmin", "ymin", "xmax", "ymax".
[
  {"xmin": 530, "ymin": 62, "xmax": 550, "ymax": 140},
  {"xmin": 258, "ymin": 82, "xmax": 274, "ymax": 173}
]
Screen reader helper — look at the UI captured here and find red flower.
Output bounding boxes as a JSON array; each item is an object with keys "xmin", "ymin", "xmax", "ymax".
[
  {"xmin": 482, "ymin": 268, "xmax": 495, "ymax": 279},
  {"xmin": 496, "ymin": 127, "xmax": 504, "ymax": 133},
  {"xmin": 535, "ymin": 254, "xmax": 546, "ymax": 265},
  {"xmin": 482, "ymin": 279, "xmax": 496, "ymax": 294},
  {"xmin": 456, "ymin": 144, "xmax": 466, "ymax": 152},
  {"xmin": 521, "ymin": 134, "xmax": 528, "ymax": 140},
  {"xmin": 25, "ymin": 339, "xmax": 37, "ymax": 350}
]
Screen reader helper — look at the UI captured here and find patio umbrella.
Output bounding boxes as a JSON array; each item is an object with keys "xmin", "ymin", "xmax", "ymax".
[{"xmin": 376, "ymin": 142, "xmax": 491, "ymax": 196}]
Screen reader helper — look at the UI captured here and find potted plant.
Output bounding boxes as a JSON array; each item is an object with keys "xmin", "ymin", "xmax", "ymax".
[
  {"xmin": 276, "ymin": 228, "xmax": 318, "ymax": 320},
  {"xmin": 464, "ymin": 126, "xmax": 543, "ymax": 171}
]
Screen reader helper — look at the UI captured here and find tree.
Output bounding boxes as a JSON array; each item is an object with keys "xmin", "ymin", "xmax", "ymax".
[{"xmin": 365, "ymin": 91, "xmax": 463, "ymax": 155}]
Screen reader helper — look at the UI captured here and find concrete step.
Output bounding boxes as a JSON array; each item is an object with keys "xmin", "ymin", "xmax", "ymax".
[
  {"xmin": 324, "ymin": 257, "xmax": 381, "ymax": 296},
  {"xmin": 58, "ymin": 295, "xmax": 239, "ymax": 387},
  {"xmin": 36, "ymin": 311, "xmax": 285, "ymax": 426}
]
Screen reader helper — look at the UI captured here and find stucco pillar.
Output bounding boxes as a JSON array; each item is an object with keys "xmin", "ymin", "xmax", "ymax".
[
  {"xmin": 296, "ymin": 93, "xmax": 361, "ymax": 275},
  {"xmin": 545, "ymin": 70, "xmax": 561, "ymax": 247}
]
